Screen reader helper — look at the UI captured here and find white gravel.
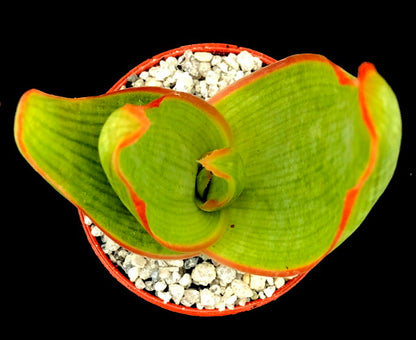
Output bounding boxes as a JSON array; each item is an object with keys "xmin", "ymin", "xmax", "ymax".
[{"xmin": 88, "ymin": 50, "xmax": 297, "ymax": 311}]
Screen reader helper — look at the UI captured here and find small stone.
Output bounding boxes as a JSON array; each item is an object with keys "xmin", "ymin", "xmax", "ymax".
[
  {"xmin": 132, "ymin": 78, "xmax": 145, "ymax": 87},
  {"xmin": 200, "ymin": 288, "xmax": 216, "ymax": 309},
  {"xmin": 224, "ymin": 53, "xmax": 239, "ymax": 70},
  {"xmin": 131, "ymin": 254, "xmax": 147, "ymax": 268},
  {"xmin": 174, "ymin": 72, "xmax": 194, "ymax": 92},
  {"xmin": 184, "ymin": 257, "xmax": 199, "ymax": 270},
  {"xmin": 237, "ymin": 298, "xmax": 248, "ymax": 306},
  {"xmin": 253, "ymin": 57, "xmax": 263, "ymax": 70},
  {"xmin": 211, "ymin": 55, "xmax": 222, "ymax": 66},
  {"xmin": 198, "ymin": 62, "xmax": 211, "ymax": 77},
  {"xmin": 127, "ymin": 74, "xmax": 139, "ymax": 83},
  {"xmin": 191, "ymin": 262, "xmax": 216, "ymax": 286},
  {"xmin": 90, "ymin": 225, "xmax": 103, "ymax": 237},
  {"xmin": 250, "ymin": 275, "xmax": 267, "ymax": 291},
  {"xmin": 145, "ymin": 78, "xmax": 163, "ymax": 87},
  {"xmin": 127, "ymin": 266, "xmax": 139, "ymax": 281},
  {"xmin": 224, "ymin": 294, "xmax": 237, "ymax": 307},
  {"xmin": 237, "ymin": 50, "xmax": 255, "ymax": 71},
  {"xmin": 207, "ymin": 84, "xmax": 219, "ymax": 98},
  {"xmin": 194, "ymin": 52, "xmax": 213, "ymax": 62},
  {"xmin": 154, "ymin": 280, "xmax": 167, "ymax": 292},
  {"xmin": 144, "ymin": 280, "xmax": 155, "ymax": 291},
  {"xmin": 139, "ymin": 262, "xmax": 157, "ymax": 280},
  {"xmin": 169, "ymin": 284, "xmax": 185, "ymax": 304},
  {"xmin": 235, "ymin": 70, "xmax": 245, "ymax": 81},
  {"xmin": 165, "ymin": 259, "xmax": 184, "ymax": 267},
  {"xmin": 178, "ymin": 273, "xmax": 192, "ymax": 287},
  {"xmin": 205, "ymin": 70, "xmax": 220, "ymax": 85},
  {"xmin": 209, "ymin": 284, "xmax": 222, "ymax": 295},
  {"xmin": 216, "ymin": 265, "xmax": 236, "ymax": 286},
  {"xmin": 84, "ymin": 215, "xmax": 92, "ymax": 226},
  {"xmin": 165, "ymin": 56, "xmax": 178, "ymax": 67},
  {"xmin": 181, "ymin": 289, "xmax": 200, "ymax": 307},
  {"xmin": 135, "ymin": 278, "xmax": 145, "ymax": 290},
  {"xmin": 150, "ymin": 269, "xmax": 159, "ymax": 282},
  {"xmin": 274, "ymin": 277, "xmax": 286, "ymax": 289},
  {"xmin": 171, "ymin": 271, "xmax": 181, "ymax": 283},
  {"xmin": 101, "ymin": 236, "xmax": 120, "ymax": 253},
  {"xmin": 139, "ymin": 71, "xmax": 149, "ymax": 80},
  {"xmin": 243, "ymin": 273, "xmax": 251, "ymax": 285},
  {"xmin": 263, "ymin": 286, "xmax": 276, "ymax": 298},
  {"xmin": 158, "ymin": 267, "xmax": 171, "ymax": 280},
  {"xmin": 231, "ymin": 279, "xmax": 253, "ymax": 299},
  {"xmin": 266, "ymin": 277, "xmax": 275, "ymax": 286},
  {"xmin": 156, "ymin": 291, "xmax": 171, "ymax": 303}
]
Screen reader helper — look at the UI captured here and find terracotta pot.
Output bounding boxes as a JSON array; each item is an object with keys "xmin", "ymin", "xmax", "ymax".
[{"xmin": 79, "ymin": 43, "xmax": 309, "ymax": 316}]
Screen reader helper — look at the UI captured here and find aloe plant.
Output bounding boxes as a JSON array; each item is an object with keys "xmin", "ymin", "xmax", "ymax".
[{"xmin": 14, "ymin": 53, "xmax": 401, "ymax": 277}]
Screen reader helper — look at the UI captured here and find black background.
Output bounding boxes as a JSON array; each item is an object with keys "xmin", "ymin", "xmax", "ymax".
[{"xmin": 2, "ymin": 3, "xmax": 414, "ymax": 337}]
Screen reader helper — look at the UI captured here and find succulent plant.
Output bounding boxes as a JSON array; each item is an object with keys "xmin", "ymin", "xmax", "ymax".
[{"xmin": 14, "ymin": 53, "xmax": 401, "ymax": 278}]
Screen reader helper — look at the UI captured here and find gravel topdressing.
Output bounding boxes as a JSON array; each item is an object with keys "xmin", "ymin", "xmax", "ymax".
[{"xmin": 89, "ymin": 49, "xmax": 297, "ymax": 311}]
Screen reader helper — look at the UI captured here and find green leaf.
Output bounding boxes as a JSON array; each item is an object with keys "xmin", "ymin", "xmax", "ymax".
[
  {"xmin": 14, "ymin": 88, "xmax": 186, "ymax": 257},
  {"xmin": 98, "ymin": 93, "xmax": 233, "ymax": 252},
  {"xmin": 206, "ymin": 55, "xmax": 401, "ymax": 275}
]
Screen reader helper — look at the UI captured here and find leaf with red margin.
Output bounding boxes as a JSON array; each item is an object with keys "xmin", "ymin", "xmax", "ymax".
[
  {"xmin": 98, "ymin": 93, "xmax": 234, "ymax": 252},
  {"xmin": 14, "ymin": 88, "xmax": 187, "ymax": 258},
  {"xmin": 205, "ymin": 55, "xmax": 401, "ymax": 276}
]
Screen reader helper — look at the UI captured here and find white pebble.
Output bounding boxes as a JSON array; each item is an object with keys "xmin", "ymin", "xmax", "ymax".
[
  {"xmin": 174, "ymin": 72, "xmax": 194, "ymax": 92},
  {"xmin": 127, "ymin": 266, "xmax": 139, "ymax": 282},
  {"xmin": 194, "ymin": 52, "xmax": 213, "ymax": 62},
  {"xmin": 171, "ymin": 271, "xmax": 181, "ymax": 283},
  {"xmin": 249, "ymin": 275, "xmax": 267, "ymax": 291},
  {"xmin": 90, "ymin": 225, "xmax": 103, "ymax": 237},
  {"xmin": 224, "ymin": 294, "xmax": 237, "ymax": 307},
  {"xmin": 181, "ymin": 289, "xmax": 200, "ymax": 307},
  {"xmin": 154, "ymin": 280, "xmax": 167, "ymax": 292},
  {"xmin": 216, "ymin": 265, "xmax": 236, "ymax": 286},
  {"xmin": 178, "ymin": 273, "xmax": 192, "ymax": 287},
  {"xmin": 231, "ymin": 279, "xmax": 253, "ymax": 299},
  {"xmin": 198, "ymin": 61, "xmax": 211, "ymax": 77},
  {"xmin": 132, "ymin": 78, "xmax": 145, "ymax": 87},
  {"xmin": 169, "ymin": 284, "xmax": 185, "ymax": 304},
  {"xmin": 135, "ymin": 278, "xmax": 146, "ymax": 290},
  {"xmin": 165, "ymin": 259, "xmax": 184, "ymax": 267},
  {"xmin": 205, "ymin": 70, "xmax": 220, "ymax": 85},
  {"xmin": 191, "ymin": 262, "xmax": 216, "ymax": 286},
  {"xmin": 156, "ymin": 291, "xmax": 172, "ymax": 304},
  {"xmin": 237, "ymin": 50, "xmax": 255, "ymax": 71},
  {"xmin": 263, "ymin": 286, "xmax": 276, "ymax": 298},
  {"xmin": 145, "ymin": 78, "xmax": 163, "ymax": 87},
  {"xmin": 101, "ymin": 236, "xmax": 120, "ymax": 253},
  {"xmin": 224, "ymin": 53, "xmax": 239, "ymax": 70},
  {"xmin": 200, "ymin": 288, "xmax": 216, "ymax": 309},
  {"xmin": 275, "ymin": 277, "xmax": 286, "ymax": 289},
  {"xmin": 84, "ymin": 215, "xmax": 92, "ymax": 225},
  {"xmin": 131, "ymin": 254, "xmax": 147, "ymax": 268},
  {"xmin": 139, "ymin": 71, "xmax": 149, "ymax": 80}
]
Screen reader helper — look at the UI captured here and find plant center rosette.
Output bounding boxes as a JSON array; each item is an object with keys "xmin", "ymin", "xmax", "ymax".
[{"xmin": 14, "ymin": 43, "xmax": 401, "ymax": 316}]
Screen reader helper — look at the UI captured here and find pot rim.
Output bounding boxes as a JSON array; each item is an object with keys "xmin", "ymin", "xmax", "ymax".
[{"xmin": 80, "ymin": 43, "xmax": 309, "ymax": 316}]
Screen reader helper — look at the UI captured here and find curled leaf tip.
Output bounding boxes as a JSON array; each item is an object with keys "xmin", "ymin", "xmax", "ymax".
[{"xmin": 196, "ymin": 148, "xmax": 245, "ymax": 212}]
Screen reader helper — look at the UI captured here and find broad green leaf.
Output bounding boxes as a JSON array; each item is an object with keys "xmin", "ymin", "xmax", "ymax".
[
  {"xmin": 98, "ymin": 93, "xmax": 233, "ymax": 252},
  {"xmin": 14, "ymin": 88, "xmax": 186, "ymax": 257},
  {"xmin": 206, "ymin": 55, "xmax": 401, "ymax": 275}
]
